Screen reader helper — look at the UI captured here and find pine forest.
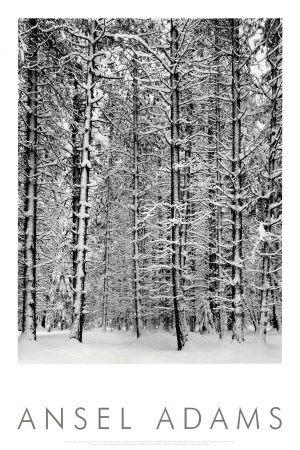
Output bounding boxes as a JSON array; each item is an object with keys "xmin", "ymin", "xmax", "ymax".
[{"xmin": 18, "ymin": 18, "xmax": 282, "ymax": 363}]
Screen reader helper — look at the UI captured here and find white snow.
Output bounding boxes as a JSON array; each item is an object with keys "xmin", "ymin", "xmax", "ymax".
[
  {"xmin": 258, "ymin": 221, "xmax": 266, "ymax": 241},
  {"xmin": 94, "ymin": 133, "xmax": 109, "ymax": 149},
  {"xmin": 18, "ymin": 328, "xmax": 281, "ymax": 364}
]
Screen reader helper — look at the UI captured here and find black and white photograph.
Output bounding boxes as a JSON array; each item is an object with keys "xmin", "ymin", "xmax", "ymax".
[
  {"xmin": 18, "ymin": 17, "xmax": 282, "ymax": 364},
  {"xmin": 2, "ymin": 2, "xmax": 300, "ymax": 450}
]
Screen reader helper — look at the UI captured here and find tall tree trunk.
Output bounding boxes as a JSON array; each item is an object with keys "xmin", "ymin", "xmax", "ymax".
[
  {"xmin": 170, "ymin": 19, "xmax": 186, "ymax": 350},
  {"xmin": 22, "ymin": 19, "xmax": 38, "ymax": 340},
  {"xmin": 156, "ymin": 154, "xmax": 170, "ymax": 330},
  {"xmin": 132, "ymin": 54, "xmax": 142, "ymax": 338},
  {"xmin": 230, "ymin": 19, "xmax": 244, "ymax": 342},
  {"xmin": 207, "ymin": 116, "xmax": 217, "ymax": 331},
  {"xmin": 214, "ymin": 21, "xmax": 226, "ymax": 338},
  {"xmin": 102, "ymin": 154, "xmax": 112, "ymax": 331},
  {"xmin": 181, "ymin": 102, "xmax": 196, "ymax": 332},
  {"xmin": 259, "ymin": 19, "xmax": 282, "ymax": 341},
  {"xmin": 69, "ymin": 21, "xmax": 95, "ymax": 341},
  {"xmin": 71, "ymin": 79, "xmax": 81, "ymax": 315}
]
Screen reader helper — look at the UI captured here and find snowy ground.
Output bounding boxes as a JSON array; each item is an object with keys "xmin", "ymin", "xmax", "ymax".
[{"xmin": 18, "ymin": 328, "xmax": 281, "ymax": 364}]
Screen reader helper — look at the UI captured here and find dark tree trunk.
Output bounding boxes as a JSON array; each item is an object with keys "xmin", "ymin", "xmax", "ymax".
[
  {"xmin": 22, "ymin": 18, "xmax": 38, "ymax": 341},
  {"xmin": 170, "ymin": 19, "xmax": 187, "ymax": 350},
  {"xmin": 214, "ymin": 21, "xmax": 227, "ymax": 338},
  {"xmin": 102, "ymin": 154, "xmax": 112, "ymax": 332},
  {"xmin": 230, "ymin": 19, "xmax": 244, "ymax": 342},
  {"xmin": 259, "ymin": 19, "xmax": 282, "ymax": 341},
  {"xmin": 71, "ymin": 79, "xmax": 81, "ymax": 315},
  {"xmin": 69, "ymin": 21, "xmax": 96, "ymax": 342}
]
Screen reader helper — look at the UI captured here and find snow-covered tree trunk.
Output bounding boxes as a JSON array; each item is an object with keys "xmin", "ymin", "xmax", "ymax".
[
  {"xmin": 207, "ymin": 118, "xmax": 217, "ymax": 331},
  {"xmin": 214, "ymin": 22, "xmax": 226, "ymax": 338},
  {"xmin": 259, "ymin": 242, "xmax": 270, "ymax": 340},
  {"xmin": 156, "ymin": 153, "xmax": 170, "ymax": 331},
  {"xmin": 181, "ymin": 102, "xmax": 195, "ymax": 331},
  {"xmin": 170, "ymin": 19, "xmax": 187, "ymax": 350},
  {"xmin": 258, "ymin": 19, "xmax": 282, "ymax": 342},
  {"xmin": 181, "ymin": 135, "xmax": 191, "ymax": 278},
  {"xmin": 230, "ymin": 19, "xmax": 244, "ymax": 343},
  {"xmin": 22, "ymin": 19, "xmax": 38, "ymax": 340},
  {"xmin": 102, "ymin": 155, "xmax": 112, "ymax": 332},
  {"xmin": 69, "ymin": 21, "xmax": 95, "ymax": 341},
  {"xmin": 132, "ymin": 55, "xmax": 142, "ymax": 338},
  {"xmin": 216, "ymin": 120, "xmax": 226, "ymax": 337},
  {"xmin": 71, "ymin": 79, "xmax": 81, "ymax": 309}
]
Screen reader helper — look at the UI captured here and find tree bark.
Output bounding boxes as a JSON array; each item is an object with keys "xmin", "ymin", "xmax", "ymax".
[
  {"xmin": 259, "ymin": 19, "xmax": 282, "ymax": 341},
  {"xmin": 170, "ymin": 19, "xmax": 187, "ymax": 350},
  {"xmin": 71, "ymin": 79, "xmax": 81, "ymax": 315},
  {"xmin": 132, "ymin": 54, "xmax": 142, "ymax": 338},
  {"xmin": 230, "ymin": 19, "xmax": 244, "ymax": 343},
  {"xmin": 214, "ymin": 21, "xmax": 226, "ymax": 338},
  {"xmin": 22, "ymin": 18, "xmax": 38, "ymax": 340},
  {"xmin": 102, "ymin": 154, "xmax": 112, "ymax": 331},
  {"xmin": 181, "ymin": 102, "xmax": 196, "ymax": 332},
  {"xmin": 207, "ymin": 115, "xmax": 217, "ymax": 331},
  {"xmin": 69, "ymin": 21, "xmax": 95, "ymax": 341}
]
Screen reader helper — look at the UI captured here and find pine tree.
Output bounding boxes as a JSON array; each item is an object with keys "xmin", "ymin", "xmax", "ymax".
[{"xmin": 21, "ymin": 19, "xmax": 38, "ymax": 340}]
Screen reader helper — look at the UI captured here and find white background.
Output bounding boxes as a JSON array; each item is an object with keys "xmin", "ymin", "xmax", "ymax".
[{"xmin": 0, "ymin": 1, "xmax": 298, "ymax": 449}]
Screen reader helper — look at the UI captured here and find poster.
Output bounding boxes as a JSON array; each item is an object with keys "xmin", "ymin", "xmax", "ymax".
[{"xmin": 0, "ymin": 1, "xmax": 298, "ymax": 449}]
